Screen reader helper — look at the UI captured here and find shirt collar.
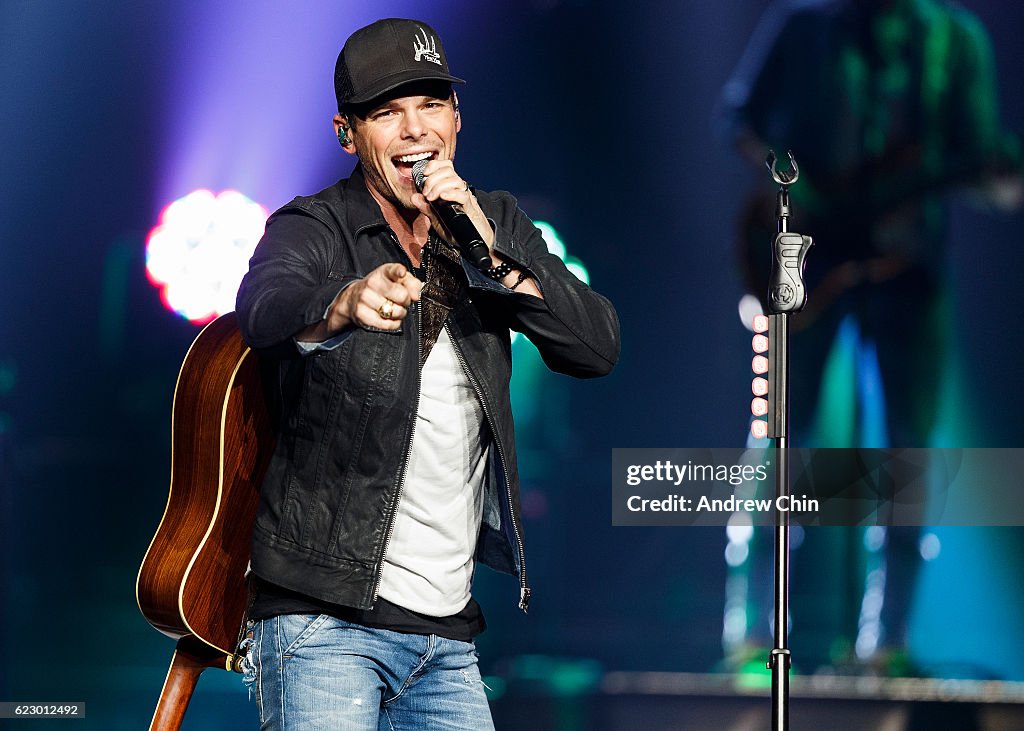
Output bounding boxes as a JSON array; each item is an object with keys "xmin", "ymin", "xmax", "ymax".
[{"xmin": 338, "ymin": 165, "xmax": 391, "ymax": 235}]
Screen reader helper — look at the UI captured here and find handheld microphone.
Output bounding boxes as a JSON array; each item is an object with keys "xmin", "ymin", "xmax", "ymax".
[{"xmin": 412, "ymin": 160, "xmax": 492, "ymax": 270}]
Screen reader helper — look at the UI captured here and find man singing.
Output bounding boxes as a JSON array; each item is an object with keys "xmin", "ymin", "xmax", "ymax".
[{"xmin": 235, "ymin": 17, "xmax": 619, "ymax": 729}]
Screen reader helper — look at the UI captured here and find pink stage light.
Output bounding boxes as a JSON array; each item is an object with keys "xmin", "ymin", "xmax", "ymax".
[{"xmin": 145, "ymin": 189, "xmax": 268, "ymax": 324}]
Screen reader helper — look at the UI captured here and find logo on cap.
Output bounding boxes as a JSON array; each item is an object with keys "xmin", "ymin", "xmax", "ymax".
[{"xmin": 413, "ymin": 27, "xmax": 442, "ymax": 65}]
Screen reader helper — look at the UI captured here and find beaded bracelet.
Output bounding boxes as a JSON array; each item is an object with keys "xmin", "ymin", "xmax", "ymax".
[
  {"xmin": 509, "ymin": 270, "xmax": 530, "ymax": 290},
  {"xmin": 485, "ymin": 260, "xmax": 515, "ymax": 280}
]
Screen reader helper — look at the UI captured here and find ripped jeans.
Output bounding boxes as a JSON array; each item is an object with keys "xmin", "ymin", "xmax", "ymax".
[{"xmin": 242, "ymin": 614, "xmax": 494, "ymax": 730}]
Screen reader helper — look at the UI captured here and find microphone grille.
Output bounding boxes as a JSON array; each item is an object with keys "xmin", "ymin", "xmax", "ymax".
[{"xmin": 412, "ymin": 160, "xmax": 428, "ymax": 191}]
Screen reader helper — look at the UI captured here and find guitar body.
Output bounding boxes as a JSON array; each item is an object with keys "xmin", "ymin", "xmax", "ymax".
[{"xmin": 136, "ymin": 312, "xmax": 275, "ymax": 729}]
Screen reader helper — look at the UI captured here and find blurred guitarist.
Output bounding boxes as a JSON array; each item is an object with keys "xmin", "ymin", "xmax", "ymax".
[{"xmin": 717, "ymin": 0, "xmax": 1022, "ymax": 675}]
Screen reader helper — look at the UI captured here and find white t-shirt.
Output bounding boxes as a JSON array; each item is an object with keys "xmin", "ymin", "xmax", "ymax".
[{"xmin": 377, "ymin": 327, "xmax": 489, "ymax": 616}]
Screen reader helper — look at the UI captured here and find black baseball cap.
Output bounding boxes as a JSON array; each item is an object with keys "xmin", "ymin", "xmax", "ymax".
[{"xmin": 334, "ymin": 18, "xmax": 465, "ymax": 110}]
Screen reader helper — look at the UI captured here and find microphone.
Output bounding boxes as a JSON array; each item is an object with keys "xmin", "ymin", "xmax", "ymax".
[{"xmin": 412, "ymin": 160, "xmax": 492, "ymax": 270}]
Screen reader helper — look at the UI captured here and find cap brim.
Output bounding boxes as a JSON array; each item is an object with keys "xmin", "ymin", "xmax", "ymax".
[{"xmin": 346, "ymin": 70, "xmax": 466, "ymax": 106}]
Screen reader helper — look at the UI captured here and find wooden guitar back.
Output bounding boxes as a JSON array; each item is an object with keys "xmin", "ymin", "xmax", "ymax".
[{"xmin": 137, "ymin": 312, "xmax": 274, "ymax": 655}]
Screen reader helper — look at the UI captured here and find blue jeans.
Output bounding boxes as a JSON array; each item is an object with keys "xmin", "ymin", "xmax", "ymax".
[{"xmin": 244, "ymin": 614, "xmax": 494, "ymax": 730}]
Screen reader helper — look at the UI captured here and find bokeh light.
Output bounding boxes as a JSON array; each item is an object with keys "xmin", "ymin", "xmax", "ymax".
[
  {"xmin": 534, "ymin": 219, "xmax": 589, "ymax": 285},
  {"xmin": 145, "ymin": 189, "xmax": 268, "ymax": 324}
]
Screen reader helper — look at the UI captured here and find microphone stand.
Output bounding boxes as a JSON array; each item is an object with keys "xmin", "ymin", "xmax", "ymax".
[{"xmin": 761, "ymin": 150, "xmax": 813, "ymax": 731}]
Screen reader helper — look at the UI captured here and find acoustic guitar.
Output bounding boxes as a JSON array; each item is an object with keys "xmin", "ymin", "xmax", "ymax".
[{"xmin": 136, "ymin": 312, "xmax": 274, "ymax": 731}]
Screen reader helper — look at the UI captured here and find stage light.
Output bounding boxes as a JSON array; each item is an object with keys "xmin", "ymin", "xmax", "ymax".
[
  {"xmin": 739, "ymin": 294, "xmax": 764, "ymax": 331},
  {"xmin": 146, "ymin": 189, "xmax": 268, "ymax": 324},
  {"xmin": 565, "ymin": 257, "xmax": 590, "ymax": 285},
  {"xmin": 722, "ymin": 605, "xmax": 748, "ymax": 642},
  {"xmin": 534, "ymin": 220, "xmax": 590, "ymax": 284},
  {"xmin": 726, "ymin": 519, "xmax": 754, "ymax": 545},
  {"xmin": 533, "ymin": 220, "xmax": 566, "ymax": 260},
  {"xmin": 919, "ymin": 532, "xmax": 941, "ymax": 561},
  {"xmin": 864, "ymin": 526, "xmax": 887, "ymax": 552},
  {"xmin": 724, "ymin": 541, "xmax": 750, "ymax": 567}
]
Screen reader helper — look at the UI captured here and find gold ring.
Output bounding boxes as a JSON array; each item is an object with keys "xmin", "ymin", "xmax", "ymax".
[{"xmin": 378, "ymin": 299, "xmax": 395, "ymax": 320}]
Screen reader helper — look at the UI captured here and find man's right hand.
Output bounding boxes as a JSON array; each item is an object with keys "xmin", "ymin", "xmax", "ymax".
[{"xmin": 298, "ymin": 263, "xmax": 423, "ymax": 342}]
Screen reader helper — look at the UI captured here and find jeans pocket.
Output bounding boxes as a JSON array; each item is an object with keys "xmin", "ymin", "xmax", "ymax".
[{"xmin": 280, "ymin": 613, "xmax": 330, "ymax": 657}]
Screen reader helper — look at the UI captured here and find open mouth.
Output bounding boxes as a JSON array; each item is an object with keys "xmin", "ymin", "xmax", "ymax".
[{"xmin": 393, "ymin": 151, "xmax": 436, "ymax": 183}]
